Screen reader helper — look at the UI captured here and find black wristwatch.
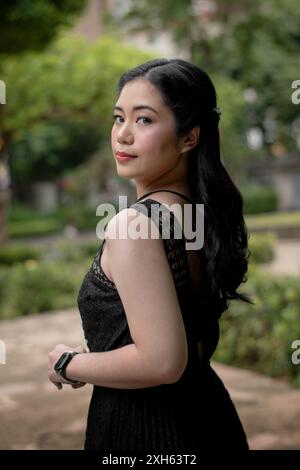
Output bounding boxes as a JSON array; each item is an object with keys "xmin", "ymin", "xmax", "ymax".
[{"xmin": 54, "ymin": 351, "xmax": 81, "ymax": 385}]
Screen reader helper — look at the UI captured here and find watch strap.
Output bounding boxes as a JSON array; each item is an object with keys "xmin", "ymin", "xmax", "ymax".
[{"xmin": 55, "ymin": 351, "xmax": 81, "ymax": 385}]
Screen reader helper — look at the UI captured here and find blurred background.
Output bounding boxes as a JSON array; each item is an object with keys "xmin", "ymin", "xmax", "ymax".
[{"xmin": 0, "ymin": 0, "xmax": 300, "ymax": 451}]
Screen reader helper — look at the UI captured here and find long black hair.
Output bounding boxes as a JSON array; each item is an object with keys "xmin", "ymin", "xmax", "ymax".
[{"xmin": 115, "ymin": 58, "xmax": 253, "ymax": 319}]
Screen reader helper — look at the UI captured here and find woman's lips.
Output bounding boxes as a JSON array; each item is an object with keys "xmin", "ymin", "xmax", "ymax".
[
  {"xmin": 116, "ymin": 151, "xmax": 137, "ymax": 158},
  {"xmin": 116, "ymin": 151, "xmax": 137, "ymax": 162}
]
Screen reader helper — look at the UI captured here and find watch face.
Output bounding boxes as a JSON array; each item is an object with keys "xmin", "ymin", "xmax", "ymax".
[{"xmin": 54, "ymin": 352, "xmax": 71, "ymax": 371}]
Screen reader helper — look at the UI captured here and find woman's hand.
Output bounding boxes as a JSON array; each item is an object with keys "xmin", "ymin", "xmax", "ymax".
[{"xmin": 48, "ymin": 344, "xmax": 87, "ymax": 390}]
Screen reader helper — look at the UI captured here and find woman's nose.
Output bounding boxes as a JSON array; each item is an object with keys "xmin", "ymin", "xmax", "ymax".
[{"xmin": 117, "ymin": 123, "xmax": 134, "ymax": 144}]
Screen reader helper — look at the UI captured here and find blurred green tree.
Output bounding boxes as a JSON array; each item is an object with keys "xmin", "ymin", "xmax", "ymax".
[
  {"xmin": 10, "ymin": 119, "xmax": 102, "ymax": 184},
  {"xmin": 0, "ymin": 0, "xmax": 87, "ymax": 243},
  {"xmin": 0, "ymin": 0, "xmax": 87, "ymax": 54}
]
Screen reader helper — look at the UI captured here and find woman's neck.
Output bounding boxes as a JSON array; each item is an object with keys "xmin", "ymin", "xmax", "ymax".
[{"xmin": 136, "ymin": 183, "xmax": 192, "ymax": 202}]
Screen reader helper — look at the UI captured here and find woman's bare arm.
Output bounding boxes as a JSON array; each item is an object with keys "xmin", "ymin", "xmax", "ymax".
[
  {"xmin": 63, "ymin": 208, "xmax": 188, "ymax": 389},
  {"xmin": 64, "ymin": 343, "xmax": 175, "ymax": 389}
]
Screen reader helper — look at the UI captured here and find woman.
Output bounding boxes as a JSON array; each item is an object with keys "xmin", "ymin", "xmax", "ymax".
[{"xmin": 48, "ymin": 58, "xmax": 252, "ymax": 453}]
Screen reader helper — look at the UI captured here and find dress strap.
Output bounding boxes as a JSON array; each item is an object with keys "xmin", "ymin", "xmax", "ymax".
[
  {"xmin": 135, "ymin": 189, "xmax": 194, "ymax": 204},
  {"xmin": 130, "ymin": 198, "xmax": 191, "ymax": 290}
]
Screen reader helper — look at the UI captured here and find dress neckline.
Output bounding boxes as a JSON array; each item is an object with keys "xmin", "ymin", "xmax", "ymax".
[{"xmin": 135, "ymin": 189, "xmax": 194, "ymax": 204}]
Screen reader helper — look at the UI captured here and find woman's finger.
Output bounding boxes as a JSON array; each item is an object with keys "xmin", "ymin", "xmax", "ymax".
[{"xmin": 71, "ymin": 382, "xmax": 86, "ymax": 389}]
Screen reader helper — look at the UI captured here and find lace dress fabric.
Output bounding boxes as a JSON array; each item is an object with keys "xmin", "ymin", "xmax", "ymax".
[{"xmin": 77, "ymin": 198, "xmax": 249, "ymax": 452}]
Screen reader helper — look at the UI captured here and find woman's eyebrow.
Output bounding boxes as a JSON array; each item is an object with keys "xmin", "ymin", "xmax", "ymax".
[{"xmin": 113, "ymin": 105, "xmax": 159, "ymax": 115}]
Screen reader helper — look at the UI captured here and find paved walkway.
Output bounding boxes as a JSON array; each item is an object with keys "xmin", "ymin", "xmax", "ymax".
[{"xmin": 1, "ymin": 308, "xmax": 300, "ymax": 450}]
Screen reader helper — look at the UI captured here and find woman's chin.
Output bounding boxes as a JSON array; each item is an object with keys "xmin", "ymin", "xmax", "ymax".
[{"xmin": 116, "ymin": 167, "xmax": 134, "ymax": 180}]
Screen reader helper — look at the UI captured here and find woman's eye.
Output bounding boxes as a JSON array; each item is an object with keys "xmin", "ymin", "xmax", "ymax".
[
  {"xmin": 137, "ymin": 116, "xmax": 152, "ymax": 125},
  {"xmin": 112, "ymin": 115, "xmax": 152, "ymax": 125},
  {"xmin": 112, "ymin": 114, "xmax": 123, "ymax": 123}
]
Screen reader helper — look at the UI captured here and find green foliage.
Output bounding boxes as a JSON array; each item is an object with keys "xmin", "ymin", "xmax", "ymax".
[
  {"xmin": 57, "ymin": 206, "xmax": 100, "ymax": 231},
  {"xmin": 0, "ymin": 258, "xmax": 90, "ymax": 319},
  {"xmin": 7, "ymin": 203, "xmax": 105, "ymax": 239},
  {"xmin": 106, "ymin": 0, "xmax": 198, "ymax": 55},
  {"xmin": 0, "ymin": 244, "xmax": 42, "ymax": 265},
  {"xmin": 0, "ymin": 237, "xmax": 101, "ymax": 267},
  {"xmin": 10, "ymin": 119, "xmax": 103, "ymax": 183},
  {"xmin": 7, "ymin": 203, "xmax": 46, "ymax": 222},
  {"xmin": 54, "ymin": 239, "xmax": 101, "ymax": 261},
  {"xmin": 245, "ymin": 210, "xmax": 300, "ymax": 230},
  {"xmin": 242, "ymin": 184, "xmax": 278, "ymax": 214},
  {"xmin": 248, "ymin": 233, "xmax": 276, "ymax": 264},
  {"xmin": 213, "ymin": 264, "xmax": 300, "ymax": 387},
  {"xmin": 0, "ymin": 238, "xmax": 102, "ymax": 318},
  {"xmin": 0, "ymin": 0, "xmax": 87, "ymax": 55},
  {"xmin": 8, "ymin": 218, "xmax": 63, "ymax": 239},
  {"xmin": 213, "ymin": 76, "xmax": 249, "ymax": 172}
]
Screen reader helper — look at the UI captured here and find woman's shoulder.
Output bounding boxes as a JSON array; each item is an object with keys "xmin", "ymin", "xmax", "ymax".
[
  {"xmin": 104, "ymin": 205, "xmax": 159, "ymax": 242},
  {"xmin": 103, "ymin": 203, "xmax": 191, "ymax": 291}
]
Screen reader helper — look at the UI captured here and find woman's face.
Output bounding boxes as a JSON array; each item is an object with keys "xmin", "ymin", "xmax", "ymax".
[{"xmin": 111, "ymin": 78, "xmax": 183, "ymax": 186}]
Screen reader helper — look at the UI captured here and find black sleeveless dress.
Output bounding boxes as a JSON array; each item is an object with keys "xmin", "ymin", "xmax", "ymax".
[{"xmin": 77, "ymin": 190, "xmax": 249, "ymax": 452}]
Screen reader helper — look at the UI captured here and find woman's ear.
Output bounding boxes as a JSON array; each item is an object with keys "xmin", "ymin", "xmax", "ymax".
[{"xmin": 179, "ymin": 126, "xmax": 200, "ymax": 154}]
